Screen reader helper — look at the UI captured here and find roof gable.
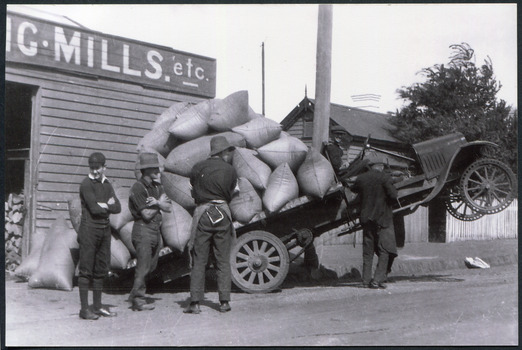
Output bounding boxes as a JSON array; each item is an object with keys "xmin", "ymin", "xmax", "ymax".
[{"xmin": 281, "ymin": 97, "xmax": 398, "ymax": 143}]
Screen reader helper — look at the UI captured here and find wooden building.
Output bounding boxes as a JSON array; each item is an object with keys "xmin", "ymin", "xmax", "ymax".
[
  {"xmin": 280, "ymin": 96, "xmax": 430, "ymax": 245},
  {"xmin": 5, "ymin": 9, "xmax": 216, "ymax": 256},
  {"xmin": 281, "ymin": 96, "xmax": 411, "ymax": 167}
]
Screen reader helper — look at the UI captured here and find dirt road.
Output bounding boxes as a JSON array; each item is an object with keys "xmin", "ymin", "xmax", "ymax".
[{"xmin": 5, "ymin": 264, "xmax": 517, "ymax": 346}]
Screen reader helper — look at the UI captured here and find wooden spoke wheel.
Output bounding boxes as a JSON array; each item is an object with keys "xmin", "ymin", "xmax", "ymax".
[
  {"xmin": 460, "ymin": 158, "xmax": 516, "ymax": 214},
  {"xmin": 230, "ymin": 230, "xmax": 289, "ymax": 294},
  {"xmin": 444, "ymin": 186, "xmax": 485, "ymax": 221}
]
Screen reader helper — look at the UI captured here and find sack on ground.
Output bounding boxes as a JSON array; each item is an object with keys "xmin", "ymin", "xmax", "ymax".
[
  {"xmin": 164, "ymin": 132, "xmax": 246, "ymax": 177},
  {"xmin": 161, "ymin": 201, "xmax": 192, "ymax": 252},
  {"xmin": 110, "ymin": 231, "xmax": 131, "ymax": 270},
  {"xmin": 28, "ymin": 215, "xmax": 79, "ymax": 291},
  {"xmin": 161, "ymin": 172, "xmax": 196, "ymax": 212},
  {"xmin": 118, "ymin": 221, "xmax": 136, "ymax": 257},
  {"xmin": 67, "ymin": 197, "xmax": 82, "ymax": 233},
  {"xmin": 232, "ymin": 117, "xmax": 282, "ymax": 149},
  {"xmin": 230, "ymin": 177, "xmax": 263, "ymax": 223},
  {"xmin": 168, "ymin": 99, "xmax": 211, "ymax": 140},
  {"xmin": 297, "ymin": 150, "xmax": 335, "ymax": 198},
  {"xmin": 263, "ymin": 163, "xmax": 299, "ymax": 213},
  {"xmin": 232, "ymin": 147, "xmax": 272, "ymax": 191},
  {"xmin": 208, "ymin": 91, "xmax": 249, "ymax": 131},
  {"xmin": 14, "ymin": 228, "xmax": 46, "ymax": 281},
  {"xmin": 257, "ymin": 136, "xmax": 308, "ymax": 172}
]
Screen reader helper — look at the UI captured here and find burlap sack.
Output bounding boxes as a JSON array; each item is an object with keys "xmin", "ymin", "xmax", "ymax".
[
  {"xmin": 247, "ymin": 106, "xmax": 263, "ymax": 120},
  {"xmin": 232, "ymin": 147, "xmax": 272, "ymax": 191},
  {"xmin": 118, "ymin": 221, "xmax": 136, "ymax": 257},
  {"xmin": 263, "ymin": 163, "xmax": 299, "ymax": 213},
  {"xmin": 110, "ymin": 232, "xmax": 131, "ymax": 270},
  {"xmin": 160, "ymin": 201, "xmax": 192, "ymax": 252},
  {"xmin": 164, "ymin": 131, "xmax": 246, "ymax": 177},
  {"xmin": 230, "ymin": 177, "xmax": 263, "ymax": 223},
  {"xmin": 232, "ymin": 117, "xmax": 282, "ymax": 149},
  {"xmin": 208, "ymin": 91, "xmax": 250, "ymax": 131},
  {"xmin": 257, "ymin": 136, "xmax": 308, "ymax": 172},
  {"xmin": 67, "ymin": 197, "xmax": 82, "ymax": 233},
  {"xmin": 109, "ymin": 181, "xmax": 134, "ymax": 231},
  {"xmin": 14, "ymin": 228, "xmax": 46, "ymax": 281},
  {"xmin": 161, "ymin": 171, "xmax": 196, "ymax": 212},
  {"xmin": 168, "ymin": 99, "xmax": 211, "ymax": 140},
  {"xmin": 297, "ymin": 150, "xmax": 335, "ymax": 198},
  {"xmin": 137, "ymin": 102, "xmax": 188, "ymax": 157},
  {"xmin": 28, "ymin": 216, "xmax": 79, "ymax": 291},
  {"xmin": 153, "ymin": 101, "xmax": 190, "ymax": 129}
]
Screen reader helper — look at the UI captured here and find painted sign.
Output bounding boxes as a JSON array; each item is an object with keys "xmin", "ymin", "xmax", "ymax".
[{"xmin": 6, "ymin": 12, "xmax": 216, "ymax": 98}]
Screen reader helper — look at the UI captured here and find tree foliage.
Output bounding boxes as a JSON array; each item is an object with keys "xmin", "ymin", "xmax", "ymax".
[{"xmin": 389, "ymin": 43, "xmax": 517, "ymax": 172}]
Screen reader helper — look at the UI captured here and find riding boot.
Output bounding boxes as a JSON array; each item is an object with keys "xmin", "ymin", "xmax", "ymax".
[
  {"xmin": 92, "ymin": 278, "xmax": 104, "ymax": 310},
  {"xmin": 78, "ymin": 277, "xmax": 90, "ymax": 311}
]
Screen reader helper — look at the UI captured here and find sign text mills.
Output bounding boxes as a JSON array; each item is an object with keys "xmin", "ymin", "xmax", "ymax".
[{"xmin": 6, "ymin": 14, "xmax": 216, "ymax": 97}]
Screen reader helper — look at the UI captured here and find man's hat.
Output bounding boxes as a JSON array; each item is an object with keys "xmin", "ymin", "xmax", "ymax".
[
  {"xmin": 137, "ymin": 152, "xmax": 161, "ymax": 170},
  {"xmin": 88, "ymin": 152, "xmax": 106, "ymax": 168},
  {"xmin": 366, "ymin": 151, "xmax": 386, "ymax": 165},
  {"xmin": 210, "ymin": 136, "xmax": 235, "ymax": 156},
  {"xmin": 331, "ymin": 125, "xmax": 347, "ymax": 134}
]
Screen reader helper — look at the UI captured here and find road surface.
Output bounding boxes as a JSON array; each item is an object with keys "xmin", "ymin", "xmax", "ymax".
[{"xmin": 5, "ymin": 264, "xmax": 517, "ymax": 346}]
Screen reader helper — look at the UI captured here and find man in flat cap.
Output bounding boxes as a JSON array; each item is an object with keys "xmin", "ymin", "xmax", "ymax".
[
  {"xmin": 184, "ymin": 136, "xmax": 238, "ymax": 314},
  {"xmin": 128, "ymin": 152, "xmax": 171, "ymax": 311},
  {"xmin": 78, "ymin": 152, "xmax": 121, "ymax": 320},
  {"xmin": 352, "ymin": 155, "xmax": 398, "ymax": 289}
]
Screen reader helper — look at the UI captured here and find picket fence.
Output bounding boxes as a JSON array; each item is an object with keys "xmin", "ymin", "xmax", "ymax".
[{"xmin": 446, "ymin": 199, "xmax": 518, "ymax": 242}]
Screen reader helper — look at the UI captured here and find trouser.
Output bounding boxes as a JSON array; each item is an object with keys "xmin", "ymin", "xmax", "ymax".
[
  {"xmin": 129, "ymin": 222, "xmax": 161, "ymax": 305},
  {"xmin": 77, "ymin": 224, "xmax": 111, "ymax": 310},
  {"xmin": 190, "ymin": 212, "xmax": 232, "ymax": 302},
  {"xmin": 362, "ymin": 221, "xmax": 397, "ymax": 284}
]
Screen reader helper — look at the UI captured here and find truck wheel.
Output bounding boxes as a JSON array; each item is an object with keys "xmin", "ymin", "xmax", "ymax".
[
  {"xmin": 460, "ymin": 158, "xmax": 516, "ymax": 214},
  {"xmin": 444, "ymin": 186, "xmax": 485, "ymax": 221},
  {"xmin": 230, "ymin": 230, "xmax": 289, "ymax": 294}
]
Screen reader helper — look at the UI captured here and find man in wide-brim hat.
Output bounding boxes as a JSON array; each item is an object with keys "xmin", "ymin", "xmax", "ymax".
[
  {"xmin": 128, "ymin": 152, "xmax": 171, "ymax": 311},
  {"xmin": 184, "ymin": 136, "xmax": 238, "ymax": 314},
  {"xmin": 352, "ymin": 154, "xmax": 398, "ymax": 289}
]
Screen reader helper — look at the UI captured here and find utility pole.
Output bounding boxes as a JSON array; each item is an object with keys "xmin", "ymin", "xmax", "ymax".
[
  {"xmin": 261, "ymin": 42, "xmax": 265, "ymax": 116},
  {"xmin": 312, "ymin": 4, "xmax": 333, "ymax": 151}
]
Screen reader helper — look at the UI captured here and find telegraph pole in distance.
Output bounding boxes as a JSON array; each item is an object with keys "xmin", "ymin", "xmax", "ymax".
[
  {"xmin": 262, "ymin": 42, "xmax": 265, "ymax": 116},
  {"xmin": 312, "ymin": 4, "xmax": 332, "ymax": 151}
]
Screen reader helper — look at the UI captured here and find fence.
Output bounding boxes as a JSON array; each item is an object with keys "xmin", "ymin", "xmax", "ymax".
[{"xmin": 446, "ymin": 199, "xmax": 518, "ymax": 242}]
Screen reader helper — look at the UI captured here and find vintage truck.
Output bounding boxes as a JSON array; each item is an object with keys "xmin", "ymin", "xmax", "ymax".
[{"xmin": 110, "ymin": 132, "xmax": 516, "ymax": 294}]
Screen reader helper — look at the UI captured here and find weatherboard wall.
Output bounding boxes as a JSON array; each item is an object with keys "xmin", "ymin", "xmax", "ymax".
[
  {"xmin": 5, "ymin": 11, "xmax": 215, "ymax": 235},
  {"xmin": 6, "ymin": 65, "xmax": 204, "ymax": 233}
]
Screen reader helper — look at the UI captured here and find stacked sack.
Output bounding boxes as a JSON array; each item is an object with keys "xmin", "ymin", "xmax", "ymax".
[{"xmin": 138, "ymin": 89, "xmax": 337, "ymax": 235}]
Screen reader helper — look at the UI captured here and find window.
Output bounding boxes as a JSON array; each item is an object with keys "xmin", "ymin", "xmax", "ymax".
[{"xmin": 303, "ymin": 121, "xmax": 313, "ymax": 139}]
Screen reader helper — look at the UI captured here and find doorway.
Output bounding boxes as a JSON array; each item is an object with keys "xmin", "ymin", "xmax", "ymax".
[{"xmin": 5, "ymin": 82, "xmax": 37, "ymax": 260}]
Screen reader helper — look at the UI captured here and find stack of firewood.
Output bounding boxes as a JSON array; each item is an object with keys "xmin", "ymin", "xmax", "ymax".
[{"xmin": 5, "ymin": 192, "xmax": 24, "ymax": 272}]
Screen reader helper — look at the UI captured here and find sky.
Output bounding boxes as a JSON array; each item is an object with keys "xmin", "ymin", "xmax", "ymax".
[{"xmin": 8, "ymin": 4, "xmax": 518, "ymax": 122}]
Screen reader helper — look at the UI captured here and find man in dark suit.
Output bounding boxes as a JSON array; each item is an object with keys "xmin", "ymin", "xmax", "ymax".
[{"xmin": 352, "ymin": 155, "xmax": 398, "ymax": 289}]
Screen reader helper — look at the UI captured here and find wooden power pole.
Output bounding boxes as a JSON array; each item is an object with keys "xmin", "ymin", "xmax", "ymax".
[{"xmin": 312, "ymin": 4, "xmax": 333, "ymax": 151}]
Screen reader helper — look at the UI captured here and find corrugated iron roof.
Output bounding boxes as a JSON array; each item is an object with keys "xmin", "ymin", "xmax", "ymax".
[
  {"xmin": 7, "ymin": 5, "xmax": 89, "ymax": 29},
  {"xmin": 281, "ymin": 97, "xmax": 399, "ymax": 143}
]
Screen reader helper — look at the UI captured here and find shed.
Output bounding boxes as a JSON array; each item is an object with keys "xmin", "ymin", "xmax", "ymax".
[
  {"xmin": 5, "ymin": 8, "xmax": 216, "ymax": 257},
  {"xmin": 280, "ymin": 96, "xmax": 429, "ymax": 245},
  {"xmin": 280, "ymin": 96, "xmax": 411, "ymax": 167}
]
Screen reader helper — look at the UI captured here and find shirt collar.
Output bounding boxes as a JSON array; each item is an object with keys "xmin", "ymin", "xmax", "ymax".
[{"xmin": 89, "ymin": 174, "xmax": 108, "ymax": 183}]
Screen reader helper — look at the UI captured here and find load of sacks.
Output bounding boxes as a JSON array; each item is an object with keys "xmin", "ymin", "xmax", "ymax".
[
  {"xmin": 15, "ymin": 90, "xmax": 336, "ymax": 291},
  {"xmin": 138, "ymin": 89, "xmax": 337, "ymax": 237}
]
